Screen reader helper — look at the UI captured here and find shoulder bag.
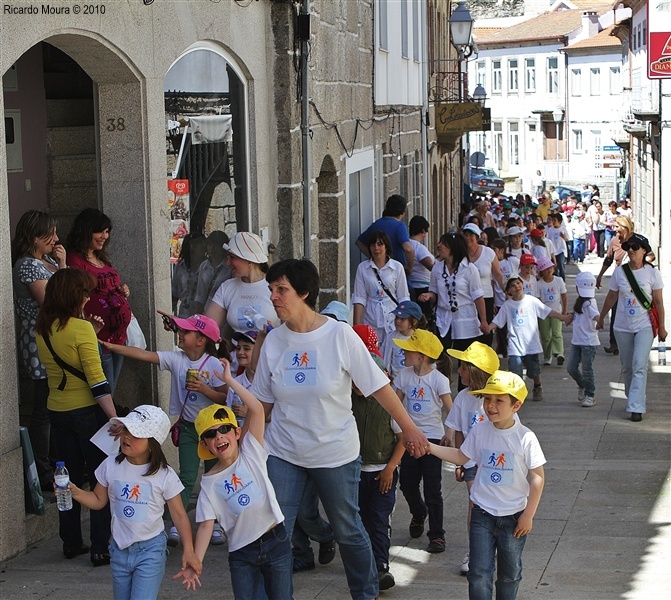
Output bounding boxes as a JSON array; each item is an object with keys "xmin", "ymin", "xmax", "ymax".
[{"xmin": 371, "ymin": 266, "xmax": 399, "ymax": 306}]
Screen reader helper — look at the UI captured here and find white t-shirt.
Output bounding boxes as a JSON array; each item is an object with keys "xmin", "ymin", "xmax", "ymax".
[
  {"xmin": 195, "ymin": 259, "xmax": 232, "ymax": 309},
  {"xmin": 251, "ymin": 319, "xmax": 390, "ymax": 468},
  {"xmin": 471, "ymin": 245, "xmax": 497, "ymax": 299},
  {"xmin": 571, "ymin": 298, "xmax": 600, "ymax": 346},
  {"xmin": 492, "ymin": 295, "xmax": 551, "ymax": 356},
  {"xmin": 570, "ymin": 219, "xmax": 589, "ymax": 240},
  {"xmin": 444, "ymin": 388, "xmax": 485, "ymax": 469},
  {"xmin": 394, "ymin": 367, "xmax": 451, "ymax": 439},
  {"xmin": 429, "ymin": 258, "xmax": 484, "ymax": 339},
  {"xmin": 157, "ymin": 351, "xmax": 225, "ymax": 422},
  {"xmin": 609, "ymin": 265, "xmax": 664, "ymax": 334},
  {"xmin": 383, "ymin": 330, "xmax": 410, "ymax": 379},
  {"xmin": 546, "ymin": 225, "xmax": 567, "ymax": 256},
  {"xmin": 494, "ymin": 256, "xmax": 520, "ymax": 308},
  {"xmin": 520, "ymin": 275, "xmax": 538, "ymax": 299},
  {"xmin": 531, "ymin": 242, "xmax": 552, "ymax": 262},
  {"xmin": 196, "ymin": 434, "xmax": 284, "ymax": 553},
  {"xmin": 211, "ymin": 278, "xmax": 280, "ymax": 334},
  {"xmin": 408, "ymin": 239, "xmax": 433, "ymax": 288},
  {"xmin": 537, "ymin": 276, "xmax": 566, "ymax": 313},
  {"xmin": 461, "ymin": 419, "xmax": 546, "ymax": 517},
  {"xmin": 352, "ymin": 258, "xmax": 410, "ymax": 335},
  {"xmin": 96, "ymin": 457, "xmax": 183, "ymax": 550},
  {"xmin": 226, "ymin": 370, "xmax": 252, "ymax": 427}
]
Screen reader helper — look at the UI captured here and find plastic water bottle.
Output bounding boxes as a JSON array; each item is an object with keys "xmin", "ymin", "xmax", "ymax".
[
  {"xmin": 240, "ymin": 307, "xmax": 267, "ymax": 331},
  {"xmin": 54, "ymin": 461, "xmax": 73, "ymax": 511},
  {"xmin": 658, "ymin": 340, "xmax": 666, "ymax": 366}
]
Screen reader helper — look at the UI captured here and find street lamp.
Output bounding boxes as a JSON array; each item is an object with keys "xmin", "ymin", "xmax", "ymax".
[
  {"xmin": 472, "ymin": 84, "xmax": 487, "ymax": 154},
  {"xmin": 449, "ymin": 1, "xmax": 475, "ymax": 61},
  {"xmin": 552, "ymin": 107, "xmax": 563, "ymax": 187}
]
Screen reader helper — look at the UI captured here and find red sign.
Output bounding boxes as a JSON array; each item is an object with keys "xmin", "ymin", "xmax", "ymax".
[{"xmin": 648, "ymin": 3, "xmax": 671, "ymax": 79}]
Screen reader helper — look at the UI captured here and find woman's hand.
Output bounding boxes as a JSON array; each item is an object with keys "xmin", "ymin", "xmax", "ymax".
[
  {"xmin": 117, "ymin": 283, "xmax": 130, "ymax": 298},
  {"xmin": 595, "ymin": 316, "xmax": 604, "ymax": 330},
  {"xmin": 659, "ymin": 326, "xmax": 668, "ymax": 343},
  {"xmin": 87, "ymin": 314, "xmax": 105, "ymax": 335},
  {"xmin": 52, "ymin": 243, "xmax": 67, "ymax": 269}
]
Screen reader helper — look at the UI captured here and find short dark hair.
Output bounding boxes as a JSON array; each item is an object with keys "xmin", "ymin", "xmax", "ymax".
[
  {"xmin": 266, "ymin": 259, "xmax": 320, "ymax": 309},
  {"xmin": 366, "ymin": 230, "xmax": 393, "ymax": 260},
  {"xmin": 409, "ymin": 215, "xmax": 430, "ymax": 236},
  {"xmin": 382, "ymin": 194, "xmax": 407, "ymax": 217}
]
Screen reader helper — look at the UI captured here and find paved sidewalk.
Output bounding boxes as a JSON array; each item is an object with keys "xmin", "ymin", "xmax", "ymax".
[{"xmin": 2, "ymin": 258, "xmax": 670, "ymax": 599}]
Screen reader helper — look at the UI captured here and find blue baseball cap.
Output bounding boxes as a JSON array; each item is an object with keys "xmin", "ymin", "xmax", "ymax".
[
  {"xmin": 390, "ymin": 301, "xmax": 422, "ymax": 320},
  {"xmin": 320, "ymin": 301, "xmax": 350, "ymax": 323}
]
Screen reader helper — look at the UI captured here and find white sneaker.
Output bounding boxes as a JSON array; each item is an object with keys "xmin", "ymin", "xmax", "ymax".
[
  {"xmin": 211, "ymin": 522, "xmax": 227, "ymax": 545},
  {"xmin": 544, "ymin": 358, "xmax": 552, "ymax": 366},
  {"xmin": 460, "ymin": 552, "xmax": 469, "ymax": 575},
  {"xmin": 582, "ymin": 396, "xmax": 596, "ymax": 408},
  {"xmin": 578, "ymin": 389, "xmax": 586, "ymax": 401},
  {"xmin": 167, "ymin": 526, "xmax": 179, "ymax": 548}
]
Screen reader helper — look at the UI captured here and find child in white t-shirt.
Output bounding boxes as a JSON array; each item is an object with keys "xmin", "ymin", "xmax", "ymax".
[
  {"xmin": 429, "ymin": 370, "xmax": 546, "ymax": 600},
  {"xmin": 383, "ymin": 301, "xmax": 424, "ymax": 380},
  {"xmin": 536, "ymin": 257, "xmax": 568, "ymax": 366},
  {"xmin": 519, "ymin": 254, "xmax": 539, "ymax": 298},
  {"xmin": 393, "ymin": 330, "xmax": 452, "ymax": 553},
  {"xmin": 487, "ymin": 277, "xmax": 569, "ymax": 402},
  {"xmin": 176, "ymin": 360, "xmax": 289, "ymax": 598},
  {"xmin": 444, "ymin": 342, "xmax": 500, "ymax": 576},
  {"xmin": 69, "ymin": 406, "xmax": 200, "ymax": 600},
  {"xmin": 566, "ymin": 272, "xmax": 600, "ymax": 407},
  {"xmin": 227, "ymin": 331, "xmax": 258, "ymax": 428}
]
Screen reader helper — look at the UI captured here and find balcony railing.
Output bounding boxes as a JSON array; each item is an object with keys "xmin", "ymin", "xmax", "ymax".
[
  {"xmin": 429, "ymin": 59, "xmax": 468, "ymax": 102},
  {"xmin": 631, "ymin": 68, "xmax": 659, "ymax": 118}
]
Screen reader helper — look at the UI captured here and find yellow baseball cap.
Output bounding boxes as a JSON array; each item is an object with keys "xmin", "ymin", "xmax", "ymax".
[
  {"xmin": 447, "ymin": 341, "xmax": 500, "ymax": 375},
  {"xmin": 393, "ymin": 329, "xmax": 443, "ymax": 360},
  {"xmin": 468, "ymin": 370, "xmax": 528, "ymax": 403},
  {"xmin": 195, "ymin": 404, "xmax": 239, "ymax": 460}
]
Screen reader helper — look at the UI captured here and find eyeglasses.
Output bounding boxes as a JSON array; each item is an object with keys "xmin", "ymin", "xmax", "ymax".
[{"xmin": 200, "ymin": 424, "xmax": 236, "ymax": 440}]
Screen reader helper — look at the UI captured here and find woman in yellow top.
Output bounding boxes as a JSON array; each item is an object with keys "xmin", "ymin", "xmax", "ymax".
[{"xmin": 35, "ymin": 268, "xmax": 118, "ymax": 567}]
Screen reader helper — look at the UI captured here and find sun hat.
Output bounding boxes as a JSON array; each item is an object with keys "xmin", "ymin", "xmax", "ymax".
[
  {"xmin": 621, "ymin": 233, "xmax": 651, "ymax": 253},
  {"xmin": 536, "ymin": 257, "xmax": 554, "ymax": 272},
  {"xmin": 506, "ymin": 226, "xmax": 524, "ymax": 236},
  {"xmin": 223, "ymin": 231, "xmax": 268, "ymax": 264},
  {"xmin": 469, "ymin": 370, "xmax": 528, "ymax": 403},
  {"xmin": 462, "ymin": 223, "xmax": 482, "ymax": 237},
  {"xmin": 575, "ymin": 272, "xmax": 596, "ymax": 298},
  {"xmin": 171, "ymin": 314, "xmax": 222, "ymax": 343},
  {"xmin": 232, "ymin": 330, "xmax": 258, "ymax": 345},
  {"xmin": 195, "ymin": 404, "xmax": 239, "ymax": 460},
  {"xmin": 111, "ymin": 405, "xmax": 171, "ymax": 444},
  {"xmin": 353, "ymin": 324, "xmax": 383, "ymax": 359},
  {"xmin": 519, "ymin": 253, "xmax": 537, "ymax": 266},
  {"xmin": 320, "ymin": 301, "xmax": 350, "ymax": 323},
  {"xmin": 393, "ymin": 329, "xmax": 443, "ymax": 360},
  {"xmin": 530, "ymin": 228, "xmax": 543, "ymax": 238},
  {"xmin": 447, "ymin": 341, "xmax": 500, "ymax": 375},
  {"xmin": 390, "ymin": 301, "xmax": 423, "ymax": 320}
]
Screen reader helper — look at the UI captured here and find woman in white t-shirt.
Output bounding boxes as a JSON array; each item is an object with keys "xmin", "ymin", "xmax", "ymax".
[
  {"xmin": 597, "ymin": 234, "xmax": 666, "ymax": 422},
  {"xmin": 206, "ymin": 232, "xmax": 280, "ymax": 342},
  {"xmin": 252, "ymin": 258, "xmax": 429, "ymax": 598}
]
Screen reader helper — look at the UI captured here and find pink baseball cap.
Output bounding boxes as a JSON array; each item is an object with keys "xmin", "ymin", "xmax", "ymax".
[
  {"xmin": 536, "ymin": 257, "xmax": 554, "ymax": 272},
  {"xmin": 172, "ymin": 314, "xmax": 222, "ymax": 343}
]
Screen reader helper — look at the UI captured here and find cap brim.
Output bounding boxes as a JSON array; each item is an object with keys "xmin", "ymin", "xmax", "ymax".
[
  {"xmin": 197, "ymin": 441, "xmax": 218, "ymax": 461},
  {"xmin": 446, "ymin": 348, "xmax": 468, "ymax": 361}
]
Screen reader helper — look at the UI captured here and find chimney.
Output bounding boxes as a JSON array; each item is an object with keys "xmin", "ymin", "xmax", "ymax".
[{"xmin": 582, "ymin": 10, "xmax": 599, "ymax": 39}]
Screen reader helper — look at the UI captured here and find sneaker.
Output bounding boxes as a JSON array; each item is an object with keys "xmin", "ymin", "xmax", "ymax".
[
  {"xmin": 167, "ymin": 526, "xmax": 179, "ymax": 548},
  {"xmin": 427, "ymin": 538, "xmax": 445, "ymax": 553},
  {"xmin": 543, "ymin": 358, "xmax": 552, "ymax": 366},
  {"xmin": 211, "ymin": 523, "xmax": 227, "ymax": 545},
  {"xmin": 378, "ymin": 570, "xmax": 396, "ymax": 591},
  {"xmin": 292, "ymin": 558, "xmax": 315, "ymax": 573},
  {"xmin": 318, "ymin": 539, "xmax": 336, "ymax": 565},
  {"xmin": 630, "ymin": 412, "xmax": 642, "ymax": 422},
  {"xmin": 409, "ymin": 514, "xmax": 426, "ymax": 538},
  {"xmin": 532, "ymin": 386, "xmax": 543, "ymax": 402},
  {"xmin": 557, "ymin": 355, "xmax": 565, "ymax": 366},
  {"xmin": 460, "ymin": 552, "xmax": 469, "ymax": 576},
  {"xmin": 578, "ymin": 389, "xmax": 586, "ymax": 401},
  {"xmin": 582, "ymin": 396, "xmax": 596, "ymax": 408}
]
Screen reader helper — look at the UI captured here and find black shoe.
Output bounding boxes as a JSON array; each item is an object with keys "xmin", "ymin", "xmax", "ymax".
[
  {"xmin": 604, "ymin": 346, "xmax": 619, "ymax": 355},
  {"xmin": 63, "ymin": 544, "xmax": 89, "ymax": 559},
  {"xmin": 409, "ymin": 514, "xmax": 426, "ymax": 538},
  {"xmin": 91, "ymin": 552, "xmax": 111, "ymax": 567},
  {"xmin": 292, "ymin": 558, "xmax": 315, "ymax": 573},
  {"xmin": 630, "ymin": 412, "xmax": 642, "ymax": 422},
  {"xmin": 427, "ymin": 538, "xmax": 446, "ymax": 553},
  {"xmin": 378, "ymin": 570, "xmax": 396, "ymax": 590},
  {"xmin": 318, "ymin": 539, "xmax": 336, "ymax": 565}
]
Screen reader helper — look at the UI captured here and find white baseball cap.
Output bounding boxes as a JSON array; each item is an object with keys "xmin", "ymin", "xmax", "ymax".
[
  {"xmin": 462, "ymin": 223, "xmax": 482, "ymax": 237},
  {"xmin": 506, "ymin": 226, "xmax": 525, "ymax": 236},
  {"xmin": 576, "ymin": 271, "xmax": 596, "ymax": 298},
  {"xmin": 111, "ymin": 405, "xmax": 171, "ymax": 444},
  {"xmin": 224, "ymin": 231, "xmax": 268, "ymax": 264}
]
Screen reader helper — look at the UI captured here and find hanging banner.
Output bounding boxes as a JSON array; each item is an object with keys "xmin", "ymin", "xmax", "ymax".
[
  {"xmin": 435, "ymin": 102, "xmax": 484, "ymax": 143},
  {"xmin": 168, "ymin": 179, "xmax": 190, "ymax": 263},
  {"xmin": 648, "ymin": 2, "xmax": 671, "ymax": 79}
]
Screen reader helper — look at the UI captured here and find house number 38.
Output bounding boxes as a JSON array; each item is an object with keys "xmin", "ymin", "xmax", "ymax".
[{"xmin": 106, "ymin": 118, "xmax": 126, "ymax": 132}]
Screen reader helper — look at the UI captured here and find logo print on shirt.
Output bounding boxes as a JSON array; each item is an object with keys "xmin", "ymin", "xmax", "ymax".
[
  {"xmin": 284, "ymin": 350, "xmax": 317, "ymax": 386},
  {"xmin": 238, "ymin": 494, "xmax": 250, "ymax": 506},
  {"xmin": 482, "ymin": 448, "xmax": 515, "ymax": 486}
]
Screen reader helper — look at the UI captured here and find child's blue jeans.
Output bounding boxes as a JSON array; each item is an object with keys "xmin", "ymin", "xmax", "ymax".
[
  {"xmin": 109, "ymin": 531, "xmax": 167, "ymax": 600},
  {"xmin": 468, "ymin": 505, "xmax": 527, "ymax": 600},
  {"xmin": 567, "ymin": 344, "xmax": 597, "ymax": 396}
]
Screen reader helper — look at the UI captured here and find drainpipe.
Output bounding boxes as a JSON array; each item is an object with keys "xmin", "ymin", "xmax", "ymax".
[
  {"xmin": 299, "ymin": 0, "xmax": 311, "ymax": 259},
  {"xmin": 421, "ymin": 0, "xmax": 429, "ymax": 218}
]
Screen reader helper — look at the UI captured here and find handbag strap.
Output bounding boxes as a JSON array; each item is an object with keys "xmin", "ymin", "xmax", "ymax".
[
  {"xmin": 622, "ymin": 264, "xmax": 653, "ymax": 311},
  {"xmin": 371, "ymin": 266, "xmax": 399, "ymax": 306},
  {"xmin": 42, "ymin": 333, "xmax": 88, "ymax": 391},
  {"xmin": 176, "ymin": 355, "xmax": 211, "ymax": 420}
]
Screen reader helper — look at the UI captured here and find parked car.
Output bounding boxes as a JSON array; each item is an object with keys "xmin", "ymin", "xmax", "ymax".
[
  {"xmin": 553, "ymin": 185, "xmax": 580, "ymax": 200},
  {"xmin": 470, "ymin": 167, "xmax": 505, "ymax": 195}
]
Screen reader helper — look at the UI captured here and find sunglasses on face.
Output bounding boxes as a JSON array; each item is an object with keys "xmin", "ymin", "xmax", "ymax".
[
  {"xmin": 200, "ymin": 424, "xmax": 236, "ymax": 440},
  {"xmin": 162, "ymin": 315, "xmax": 178, "ymax": 333},
  {"xmin": 623, "ymin": 244, "xmax": 641, "ymax": 252}
]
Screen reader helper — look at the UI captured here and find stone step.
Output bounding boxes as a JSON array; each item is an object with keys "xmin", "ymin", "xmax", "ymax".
[
  {"xmin": 48, "ymin": 154, "xmax": 97, "ymax": 185},
  {"xmin": 47, "ymin": 126, "xmax": 95, "ymax": 156},
  {"xmin": 46, "ymin": 99, "xmax": 94, "ymax": 128}
]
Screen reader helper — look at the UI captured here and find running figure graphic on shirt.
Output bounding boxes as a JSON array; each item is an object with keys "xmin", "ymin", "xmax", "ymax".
[
  {"xmin": 120, "ymin": 484, "xmax": 131, "ymax": 499},
  {"xmin": 231, "ymin": 473, "xmax": 243, "ymax": 490},
  {"xmin": 299, "ymin": 352, "xmax": 309, "ymax": 367},
  {"xmin": 224, "ymin": 480, "xmax": 235, "ymax": 494},
  {"xmin": 128, "ymin": 485, "xmax": 141, "ymax": 501},
  {"xmin": 488, "ymin": 452, "xmax": 497, "ymax": 466},
  {"xmin": 495, "ymin": 453, "xmax": 506, "ymax": 468},
  {"xmin": 292, "ymin": 353, "xmax": 300, "ymax": 366}
]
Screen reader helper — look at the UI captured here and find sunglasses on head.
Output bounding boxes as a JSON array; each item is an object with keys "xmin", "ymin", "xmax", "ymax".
[{"xmin": 200, "ymin": 424, "xmax": 236, "ymax": 440}]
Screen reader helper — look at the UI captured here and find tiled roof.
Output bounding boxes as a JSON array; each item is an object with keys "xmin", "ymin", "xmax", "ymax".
[
  {"xmin": 474, "ymin": 9, "xmax": 607, "ymax": 45},
  {"xmin": 559, "ymin": 0, "xmax": 613, "ymax": 9},
  {"xmin": 563, "ymin": 24, "xmax": 622, "ymax": 52}
]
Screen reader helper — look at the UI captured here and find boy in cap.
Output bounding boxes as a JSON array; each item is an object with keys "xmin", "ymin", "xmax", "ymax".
[
  {"xmin": 428, "ymin": 370, "xmax": 546, "ymax": 600},
  {"xmin": 175, "ymin": 359, "xmax": 290, "ymax": 597}
]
